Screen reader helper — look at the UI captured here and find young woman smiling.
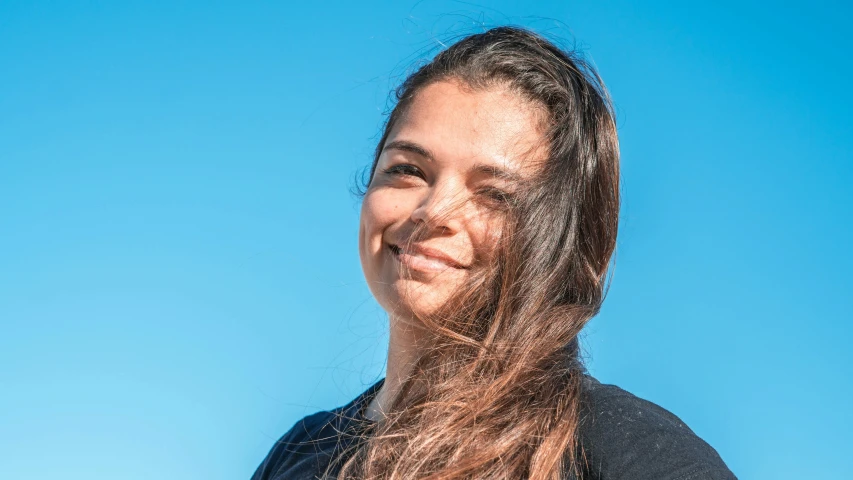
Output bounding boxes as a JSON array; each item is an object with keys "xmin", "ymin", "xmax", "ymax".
[{"xmin": 252, "ymin": 27, "xmax": 736, "ymax": 480}]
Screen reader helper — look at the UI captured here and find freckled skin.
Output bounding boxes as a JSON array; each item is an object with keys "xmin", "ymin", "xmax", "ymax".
[{"xmin": 359, "ymin": 80, "xmax": 546, "ymax": 321}]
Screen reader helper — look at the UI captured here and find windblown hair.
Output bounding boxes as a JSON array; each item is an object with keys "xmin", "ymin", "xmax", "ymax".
[{"xmin": 338, "ymin": 26, "xmax": 620, "ymax": 480}]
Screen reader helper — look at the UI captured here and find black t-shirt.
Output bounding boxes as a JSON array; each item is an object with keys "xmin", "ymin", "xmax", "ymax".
[{"xmin": 251, "ymin": 375, "xmax": 737, "ymax": 479}]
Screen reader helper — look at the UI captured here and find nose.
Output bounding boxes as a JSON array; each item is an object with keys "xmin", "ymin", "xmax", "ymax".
[{"xmin": 410, "ymin": 178, "xmax": 467, "ymax": 234}]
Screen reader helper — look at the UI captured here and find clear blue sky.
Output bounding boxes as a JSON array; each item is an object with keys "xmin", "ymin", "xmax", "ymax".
[{"xmin": 1, "ymin": 1, "xmax": 850, "ymax": 478}]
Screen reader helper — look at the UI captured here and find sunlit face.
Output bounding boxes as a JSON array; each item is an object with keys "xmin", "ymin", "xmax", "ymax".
[{"xmin": 359, "ymin": 80, "xmax": 546, "ymax": 321}]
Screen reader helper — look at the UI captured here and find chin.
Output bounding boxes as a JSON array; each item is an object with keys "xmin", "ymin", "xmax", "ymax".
[{"xmin": 381, "ymin": 281, "xmax": 453, "ymax": 320}]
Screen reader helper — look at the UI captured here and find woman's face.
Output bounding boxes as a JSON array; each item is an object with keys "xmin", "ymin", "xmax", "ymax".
[{"xmin": 359, "ymin": 79, "xmax": 546, "ymax": 320}]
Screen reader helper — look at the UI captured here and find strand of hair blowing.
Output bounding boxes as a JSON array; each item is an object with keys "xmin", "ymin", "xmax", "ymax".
[{"xmin": 338, "ymin": 26, "xmax": 620, "ymax": 480}]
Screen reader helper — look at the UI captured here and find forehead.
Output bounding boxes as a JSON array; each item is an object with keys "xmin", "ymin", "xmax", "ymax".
[{"xmin": 387, "ymin": 80, "xmax": 547, "ymax": 175}]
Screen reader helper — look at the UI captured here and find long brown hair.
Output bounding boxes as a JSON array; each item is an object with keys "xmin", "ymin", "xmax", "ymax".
[{"xmin": 340, "ymin": 26, "xmax": 620, "ymax": 479}]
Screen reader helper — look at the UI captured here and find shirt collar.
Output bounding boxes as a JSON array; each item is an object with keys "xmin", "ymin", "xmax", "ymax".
[{"xmin": 333, "ymin": 377, "xmax": 385, "ymax": 433}]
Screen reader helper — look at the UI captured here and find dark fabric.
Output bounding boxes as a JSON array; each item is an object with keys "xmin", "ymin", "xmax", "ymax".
[{"xmin": 251, "ymin": 375, "xmax": 736, "ymax": 480}]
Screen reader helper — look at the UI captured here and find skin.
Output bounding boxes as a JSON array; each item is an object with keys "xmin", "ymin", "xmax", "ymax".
[{"xmin": 358, "ymin": 79, "xmax": 547, "ymax": 421}]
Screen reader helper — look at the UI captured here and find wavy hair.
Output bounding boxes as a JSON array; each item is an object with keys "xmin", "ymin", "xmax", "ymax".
[{"xmin": 338, "ymin": 26, "xmax": 620, "ymax": 480}]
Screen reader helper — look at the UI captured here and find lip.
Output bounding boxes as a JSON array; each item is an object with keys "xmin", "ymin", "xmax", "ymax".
[{"xmin": 388, "ymin": 242, "xmax": 468, "ymax": 272}]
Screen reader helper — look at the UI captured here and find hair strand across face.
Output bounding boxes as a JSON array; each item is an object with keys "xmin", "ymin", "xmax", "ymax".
[{"xmin": 341, "ymin": 26, "xmax": 620, "ymax": 480}]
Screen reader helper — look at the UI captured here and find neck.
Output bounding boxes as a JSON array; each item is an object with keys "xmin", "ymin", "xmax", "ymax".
[{"xmin": 364, "ymin": 315, "xmax": 425, "ymax": 423}]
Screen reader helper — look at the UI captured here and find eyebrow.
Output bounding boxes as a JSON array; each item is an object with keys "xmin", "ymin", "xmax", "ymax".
[
  {"xmin": 383, "ymin": 140, "xmax": 435, "ymax": 161},
  {"xmin": 383, "ymin": 139, "xmax": 523, "ymax": 183},
  {"xmin": 470, "ymin": 164, "xmax": 523, "ymax": 183}
]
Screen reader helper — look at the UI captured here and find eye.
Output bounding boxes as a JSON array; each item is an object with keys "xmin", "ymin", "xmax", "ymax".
[
  {"xmin": 383, "ymin": 163, "xmax": 425, "ymax": 179},
  {"xmin": 476, "ymin": 187, "xmax": 515, "ymax": 209}
]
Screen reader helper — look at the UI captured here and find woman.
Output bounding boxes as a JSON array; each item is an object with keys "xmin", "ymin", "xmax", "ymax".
[{"xmin": 252, "ymin": 26, "xmax": 736, "ymax": 480}]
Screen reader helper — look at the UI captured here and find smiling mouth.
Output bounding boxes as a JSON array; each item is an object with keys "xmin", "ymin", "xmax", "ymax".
[{"xmin": 388, "ymin": 243, "xmax": 467, "ymax": 272}]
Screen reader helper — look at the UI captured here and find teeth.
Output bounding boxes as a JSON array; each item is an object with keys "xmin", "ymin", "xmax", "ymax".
[
  {"xmin": 411, "ymin": 252, "xmax": 449, "ymax": 266},
  {"xmin": 391, "ymin": 243, "xmax": 461, "ymax": 270},
  {"xmin": 392, "ymin": 245, "xmax": 451, "ymax": 267}
]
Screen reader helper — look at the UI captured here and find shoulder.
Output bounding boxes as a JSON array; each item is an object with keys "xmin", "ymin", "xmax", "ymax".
[
  {"xmin": 575, "ymin": 375, "xmax": 737, "ymax": 480},
  {"xmin": 250, "ymin": 410, "xmax": 339, "ymax": 480},
  {"xmin": 251, "ymin": 380, "xmax": 383, "ymax": 480}
]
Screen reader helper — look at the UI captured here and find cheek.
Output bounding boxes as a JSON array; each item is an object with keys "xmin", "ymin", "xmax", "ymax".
[
  {"xmin": 359, "ymin": 189, "xmax": 406, "ymax": 271},
  {"xmin": 466, "ymin": 212, "xmax": 505, "ymax": 263},
  {"xmin": 359, "ymin": 195, "xmax": 382, "ymax": 271},
  {"xmin": 361, "ymin": 190, "xmax": 395, "ymax": 245}
]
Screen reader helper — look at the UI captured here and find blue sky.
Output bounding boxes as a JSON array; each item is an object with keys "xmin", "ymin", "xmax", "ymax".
[{"xmin": 1, "ymin": 1, "xmax": 850, "ymax": 478}]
